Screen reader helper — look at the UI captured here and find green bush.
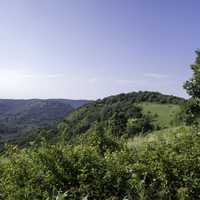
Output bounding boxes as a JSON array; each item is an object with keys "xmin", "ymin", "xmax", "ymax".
[{"xmin": 0, "ymin": 127, "xmax": 200, "ymax": 199}]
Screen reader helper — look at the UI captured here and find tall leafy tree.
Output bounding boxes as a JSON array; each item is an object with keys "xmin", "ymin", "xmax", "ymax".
[
  {"xmin": 183, "ymin": 50, "xmax": 200, "ymax": 126},
  {"xmin": 184, "ymin": 50, "xmax": 200, "ymax": 98}
]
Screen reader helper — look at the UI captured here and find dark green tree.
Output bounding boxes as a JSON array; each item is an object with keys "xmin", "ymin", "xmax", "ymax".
[
  {"xmin": 94, "ymin": 122, "xmax": 120, "ymax": 158},
  {"xmin": 183, "ymin": 50, "xmax": 200, "ymax": 126},
  {"xmin": 109, "ymin": 112, "xmax": 127, "ymax": 137},
  {"xmin": 184, "ymin": 50, "xmax": 200, "ymax": 98}
]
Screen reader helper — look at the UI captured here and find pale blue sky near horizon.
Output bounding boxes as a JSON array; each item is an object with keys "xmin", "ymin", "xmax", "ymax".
[{"xmin": 0, "ymin": 0, "xmax": 199, "ymax": 100}]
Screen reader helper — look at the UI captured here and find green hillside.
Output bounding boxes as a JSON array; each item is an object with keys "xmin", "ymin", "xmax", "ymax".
[
  {"xmin": 128, "ymin": 126, "xmax": 189, "ymax": 148},
  {"xmin": 61, "ymin": 91, "xmax": 184, "ymax": 140},
  {"xmin": 139, "ymin": 102, "xmax": 181, "ymax": 128}
]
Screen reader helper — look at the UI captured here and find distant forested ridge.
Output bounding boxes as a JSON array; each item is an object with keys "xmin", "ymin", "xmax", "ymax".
[
  {"xmin": 0, "ymin": 99, "xmax": 90, "ymax": 140},
  {"xmin": 101, "ymin": 91, "xmax": 185, "ymax": 104}
]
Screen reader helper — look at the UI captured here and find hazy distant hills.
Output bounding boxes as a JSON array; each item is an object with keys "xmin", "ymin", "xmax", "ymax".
[{"xmin": 0, "ymin": 99, "xmax": 90, "ymax": 138}]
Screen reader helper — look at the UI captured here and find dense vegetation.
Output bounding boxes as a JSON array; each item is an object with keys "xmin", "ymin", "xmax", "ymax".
[
  {"xmin": 1, "ymin": 50, "xmax": 200, "ymax": 199},
  {"xmin": 0, "ymin": 126, "xmax": 199, "ymax": 199}
]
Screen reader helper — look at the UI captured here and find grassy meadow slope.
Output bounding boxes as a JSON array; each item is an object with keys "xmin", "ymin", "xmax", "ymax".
[
  {"xmin": 127, "ymin": 126, "xmax": 190, "ymax": 148},
  {"xmin": 139, "ymin": 102, "xmax": 181, "ymax": 128}
]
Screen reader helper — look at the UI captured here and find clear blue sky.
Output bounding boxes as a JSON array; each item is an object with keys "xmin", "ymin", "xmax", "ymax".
[{"xmin": 0, "ymin": 0, "xmax": 199, "ymax": 99}]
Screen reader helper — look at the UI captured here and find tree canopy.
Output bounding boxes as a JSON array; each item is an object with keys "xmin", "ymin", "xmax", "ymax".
[{"xmin": 183, "ymin": 50, "xmax": 200, "ymax": 126}]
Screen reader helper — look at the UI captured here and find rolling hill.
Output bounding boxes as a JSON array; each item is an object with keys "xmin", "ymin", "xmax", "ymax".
[{"xmin": 61, "ymin": 91, "xmax": 185, "ymax": 139}]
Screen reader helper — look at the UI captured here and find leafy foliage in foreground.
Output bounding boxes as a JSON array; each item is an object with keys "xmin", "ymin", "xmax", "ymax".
[{"xmin": 0, "ymin": 126, "xmax": 200, "ymax": 199}]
